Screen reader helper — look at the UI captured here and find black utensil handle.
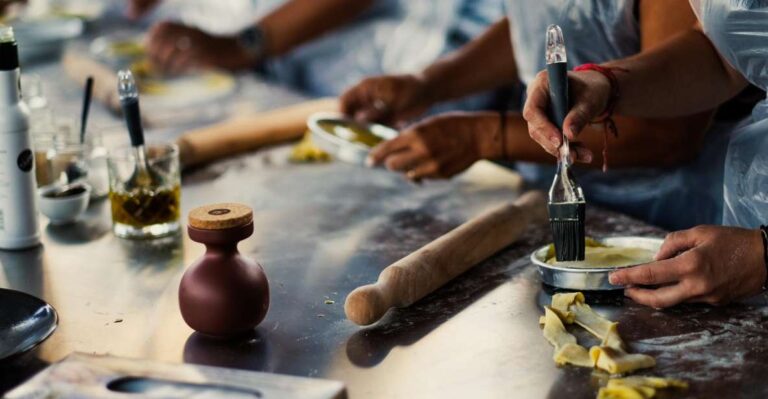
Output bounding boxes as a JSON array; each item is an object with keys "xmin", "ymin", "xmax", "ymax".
[
  {"xmin": 121, "ymin": 98, "xmax": 144, "ymax": 147},
  {"xmin": 546, "ymin": 62, "xmax": 569, "ymax": 130},
  {"xmin": 80, "ymin": 76, "xmax": 94, "ymax": 139}
]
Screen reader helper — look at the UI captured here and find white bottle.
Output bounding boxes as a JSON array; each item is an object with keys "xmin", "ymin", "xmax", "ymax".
[{"xmin": 0, "ymin": 27, "xmax": 40, "ymax": 249}]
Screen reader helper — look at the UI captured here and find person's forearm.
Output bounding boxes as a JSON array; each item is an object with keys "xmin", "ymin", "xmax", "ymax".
[
  {"xmin": 257, "ymin": 0, "xmax": 376, "ymax": 57},
  {"xmin": 605, "ymin": 28, "xmax": 748, "ymax": 118},
  {"xmin": 420, "ymin": 18, "xmax": 519, "ymax": 104},
  {"xmin": 478, "ymin": 112, "xmax": 712, "ymax": 168}
]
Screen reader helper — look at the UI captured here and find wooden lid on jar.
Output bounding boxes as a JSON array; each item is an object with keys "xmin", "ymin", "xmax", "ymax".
[{"xmin": 189, "ymin": 203, "xmax": 253, "ymax": 230}]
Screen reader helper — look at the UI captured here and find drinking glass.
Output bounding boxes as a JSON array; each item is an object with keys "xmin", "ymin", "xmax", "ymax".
[
  {"xmin": 33, "ymin": 125, "xmax": 109, "ymax": 199},
  {"xmin": 107, "ymin": 143, "xmax": 181, "ymax": 239}
]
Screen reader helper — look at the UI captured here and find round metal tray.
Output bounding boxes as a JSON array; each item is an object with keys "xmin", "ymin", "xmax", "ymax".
[
  {"xmin": 530, "ymin": 236, "xmax": 663, "ymax": 291},
  {"xmin": 307, "ymin": 112, "xmax": 398, "ymax": 165}
]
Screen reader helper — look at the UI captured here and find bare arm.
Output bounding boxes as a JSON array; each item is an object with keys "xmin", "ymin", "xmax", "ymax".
[
  {"xmin": 420, "ymin": 18, "xmax": 519, "ymax": 103},
  {"xmin": 340, "ymin": 18, "xmax": 519, "ymax": 124},
  {"xmin": 608, "ymin": 26, "xmax": 749, "ymax": 117},
  {"xmin": 517, "ymin": 0, "xmax": 715, "ymax": 168},
  {"xmin": 524, "ymin": 0, "xmax": 747, "ymax": 162},
  {"xmin": 258, "ymin": 0, "xmax": 376, "ymax": 57}
]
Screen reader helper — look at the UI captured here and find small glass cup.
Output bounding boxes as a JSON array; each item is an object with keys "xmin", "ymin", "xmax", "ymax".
[
  {"xmin": 33, "ymin": 126, "xmax": 110, "ymax": 199},
  {"xmin": 107, "ymin": 143, "xmax": 181, "ymax": 239}
]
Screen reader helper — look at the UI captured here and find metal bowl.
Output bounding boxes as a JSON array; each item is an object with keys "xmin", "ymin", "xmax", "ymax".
[
  {"xmin": 530, "ymin": 236, "xmax": 663, "ymax": 291},
  {"xmin": 307, "ymin": 112, "xmax": 399, "ymax": 165}
]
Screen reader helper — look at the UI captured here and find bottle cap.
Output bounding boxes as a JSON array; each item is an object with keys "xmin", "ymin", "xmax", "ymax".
[
  {"xmin": 0, "ymin": 27, "xmax": 18, "ymax": 71},
  {"xmin": 0, "ymin": 27, "xmax": 14, "ymax": 43},
  {"xmin": 189, "ymin": 203, "xmax": 253, "ymax": 230}
]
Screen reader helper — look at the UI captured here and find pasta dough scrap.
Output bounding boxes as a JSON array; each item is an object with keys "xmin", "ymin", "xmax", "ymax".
[
  {"xmin": 571, "ymin": 301, "xmax": 626, "ymax": 350},
  {"xmin": 550, "ymin": 292, "xmax": 584, "ymax": 323},
  {"xmin": 597, "ymin": 376, "xmax": 688, "ymax": 399},
  {"xmin": 543, "ymin": 293, "xmax": 688, "ymax": 398},
  {"xmin": 290, "ymin": 131, "xmax": 331, "ymax": 163},
  {"xmin": 555, "ymin": 343, "xmax": 593, "ymax": 368},
  {"xmin": 541, "ymin": 307, "xmax": 593, "ymax": 367},
  {"xmin": 589, "ymin": 346, "xmax": 656, "ymax": 374},
  {"xmin": 551, "ymin": 293, "xmax": 626, "ymax": 350},
  {"xmin": 596, "ymin": 386, "xmax": 647, "ymax": 399}
]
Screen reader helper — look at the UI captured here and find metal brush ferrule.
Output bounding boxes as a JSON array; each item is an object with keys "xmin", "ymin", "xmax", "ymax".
[{"xmin": 117, "ymin": 70, "xmax": 139, "ymax": 102}]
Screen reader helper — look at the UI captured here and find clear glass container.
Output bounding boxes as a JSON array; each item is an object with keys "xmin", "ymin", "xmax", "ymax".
[
  {"xmin": 33, "ymin": 123, "xmax": 109, "ymax": 199},
  {"xmin": 107, "ymin": 143, "xmax": 181, "ymax": 239}
]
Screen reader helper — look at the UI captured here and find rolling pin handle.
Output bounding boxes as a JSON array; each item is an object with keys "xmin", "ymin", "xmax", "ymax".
[{"xmin": 345, "ymin": 284, "xmax": 390, "ymax": 326}]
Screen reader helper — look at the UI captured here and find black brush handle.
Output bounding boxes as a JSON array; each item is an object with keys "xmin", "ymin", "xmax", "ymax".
[
  {"xmin": 121, "ymin": 97, "xmax": 144, "ymax": 147},
  {"xmin": 546, "ymin": 62, "xmax": 569, "ymax": 131},
  {"xmin": 80, "ymin": 76, "xmax": 94, "ymax": 143}
]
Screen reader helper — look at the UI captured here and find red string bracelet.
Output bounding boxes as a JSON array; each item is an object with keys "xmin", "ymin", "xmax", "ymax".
[{"xmin": 573, "ymin": 63, "xmax": 628, "ymax": 172}]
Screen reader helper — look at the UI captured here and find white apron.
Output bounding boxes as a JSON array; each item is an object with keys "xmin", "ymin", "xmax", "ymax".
[{"xmin": 691, "ymin": 0, "xmax": 768, "ymax": 228}]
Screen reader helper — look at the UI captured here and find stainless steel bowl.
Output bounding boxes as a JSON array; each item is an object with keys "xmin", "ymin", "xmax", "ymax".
[
  {"xmin": 307, "ymin": 112, "xmax": 398, "ymax": 165},
  {"xmin": 530, "ymin": 236, "xmax": 663, "ymax": 291}
]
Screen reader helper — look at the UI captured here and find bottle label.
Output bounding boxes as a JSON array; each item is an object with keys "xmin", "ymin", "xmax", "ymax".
[
  {"xmin": 0, "ymin": 147, "xmax": 5, "ymax": 232},
  {"xmin": 17, "ymin": 149, "xmax": 33, "ymax": 172}
]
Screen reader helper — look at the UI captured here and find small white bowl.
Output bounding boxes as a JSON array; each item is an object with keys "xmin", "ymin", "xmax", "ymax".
[{"xmin": 38, "ymin": 182, "xmax": 91, "ymax": 225}]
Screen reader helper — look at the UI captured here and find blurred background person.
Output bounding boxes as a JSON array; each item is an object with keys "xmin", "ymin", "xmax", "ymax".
[
  {"xmin": 340, "ymin": 0, "xmax": 758, "ymax": 231},
  {"xmin": 129, "ymin": 0, "xmax": 506, "ymax": 103}
]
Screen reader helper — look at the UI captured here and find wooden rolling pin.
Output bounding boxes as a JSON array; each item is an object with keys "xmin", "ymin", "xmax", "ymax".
[
  {"xmin": 176, "ymin": 97, "xmax": 338, "ymax": 168},
  {"xmin": 345, "ymin": 190, "xmax": 548, "ymax": 326}
]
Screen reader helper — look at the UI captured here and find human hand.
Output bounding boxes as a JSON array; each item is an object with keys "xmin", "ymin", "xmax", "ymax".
[
  {"xmin": 145, "ymin": 22, "xmax": 257, "ymax": 74},
  {"xmin": 367, "ymin": 112, "xmax": 500, "ymax": 180},
  {"xmin": 608, "ymin": 225, "xmax": 766, "ymax": 308},
  {"xmin": 340, "ymin": 74, "xmax": 432, "ymax": 126},
  {"xmin": 126, "ymin": 0, "xmax": 161, "ymax": 20},
  {"xmin": 522, "ymin": 69, "xmax": 611, "ymax": 163}
]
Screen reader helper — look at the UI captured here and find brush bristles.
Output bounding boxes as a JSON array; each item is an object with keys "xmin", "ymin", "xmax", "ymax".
[
  {"xmin": 550, "ymin": 220, "xmax": 585, "ymax": 261},
  {"xmin": 548, "ymin": 203, "xmax": 586, "ymax": 261}
]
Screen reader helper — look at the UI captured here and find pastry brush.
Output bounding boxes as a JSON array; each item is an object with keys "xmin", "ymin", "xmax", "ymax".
[
  {"xmin": 545, "ymin": 25, "xmax": 585, "ymax": 261},
  {"xmin": 118, "ymin": 70, "xmax": 165, "ymax": 189}
]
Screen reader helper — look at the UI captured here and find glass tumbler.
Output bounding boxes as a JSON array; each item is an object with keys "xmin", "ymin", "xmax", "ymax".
[
  {"xmin": 107, "ymin": 143, "xmax": 181, "ymax": 239},
  {"xmin": 33, "ymin": 127, "xmax": 109, "ymax": 199}
]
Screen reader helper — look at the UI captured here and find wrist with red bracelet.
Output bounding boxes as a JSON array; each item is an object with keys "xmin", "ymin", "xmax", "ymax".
[{"xmin": 572, "ymin": 63, "xmax": 628, "ymax": 171}]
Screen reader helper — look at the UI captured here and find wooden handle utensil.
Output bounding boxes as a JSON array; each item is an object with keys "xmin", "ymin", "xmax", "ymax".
[
  {"xmin": 176, "ymin": 97, "xmax": 338, "ymax": 168},
  {"xmin": 345, "ymin": 190, "xmax": 548, "ymax": 326}
]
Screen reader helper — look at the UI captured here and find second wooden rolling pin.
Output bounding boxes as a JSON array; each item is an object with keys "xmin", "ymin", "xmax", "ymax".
[
  {"xmin": 176, "ymin": 97, "xmax": 338, "ymax": 168},
  {"xmin": 345, "ymin": 190, "xmax": 548, "ymax": 326}
]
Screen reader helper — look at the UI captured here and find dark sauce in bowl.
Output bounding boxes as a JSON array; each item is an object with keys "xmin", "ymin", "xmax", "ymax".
[{"xmin": 43, "ymin": 186, "xmax": 87, "ymax": 199}]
